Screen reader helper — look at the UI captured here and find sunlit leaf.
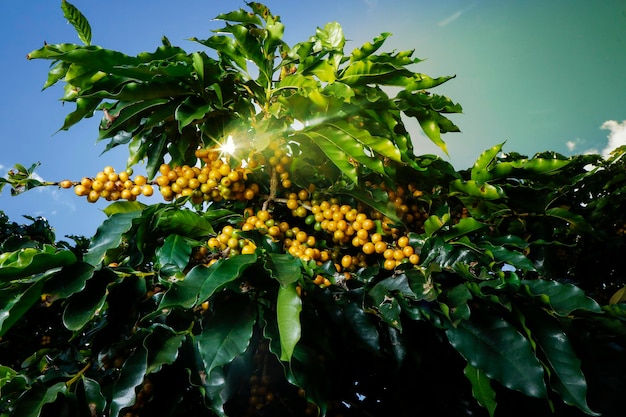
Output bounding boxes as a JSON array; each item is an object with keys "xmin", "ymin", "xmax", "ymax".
[
  {"xmin": 84, "ymin": 210, "xmax": 143, "ymax": 266},
  {"xmin": 61, "ymin": 0, "xmax": 92, "ymax": 45},
  {"xmin": 277, "ymin": 283, "xmax": 302, "ymax": 361},
  {"xmin": 0, "ymin": 245, "xmax": 76, "ymax": 280}
]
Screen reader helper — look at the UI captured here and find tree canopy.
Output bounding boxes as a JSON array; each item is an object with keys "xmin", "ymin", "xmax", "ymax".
[{"xmin": 1, "ymin": 2, "xmax": 626, "ymax": 417}]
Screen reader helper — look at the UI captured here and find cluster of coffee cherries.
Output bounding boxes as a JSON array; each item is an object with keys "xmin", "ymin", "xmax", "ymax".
[
  {"xmin": 196, "ymin": 190, "xmax": 424, "ymax": 282},
  {"xmin": 153, "ymin": 148, "xmax": 260, "ymax": 204},
  {"xmin": 59, "ymin": 166, "xmax": 154, "ymax": 203}
]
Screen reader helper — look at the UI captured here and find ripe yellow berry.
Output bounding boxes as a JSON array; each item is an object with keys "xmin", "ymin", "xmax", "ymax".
[
  {"xmin": 362, "ymin": 242, "xmax": 375, "ymax": 255},
  {"xmin": 134, "ymin": 175, "xmax": 147, "ymax": 186},
  {"xmin": 142, "ymin": 185, "xmax": 154, "ymax": 197},
  {"xmin": 74, "ymin": 184, "xmax": 89, "ymax": 196},
  {"xmin": 87, "ymin": 190, "xmax": 100, "ymax": 203},
  {"xmin": 383, "ymin": 259, "xmax": 396, "ymax": 270}
]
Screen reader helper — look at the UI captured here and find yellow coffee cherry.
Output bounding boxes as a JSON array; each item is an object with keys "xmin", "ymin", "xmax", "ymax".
[{"xmin": 59, "ymin": 180, "xmax": 73, "ymax": 189}]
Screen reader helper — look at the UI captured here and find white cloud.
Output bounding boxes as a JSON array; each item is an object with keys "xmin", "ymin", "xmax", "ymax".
[
  {"xmin": 438, "ymin": 11, "xmax": 462, "ymax": 27},
  {"xmin": 600, "ymin": 119, "xmax": 626, "ymax": 158},
  {"xmin": 438, "ymin": 3, "xmax": 477, "ymax": 27},
  {"xmin": 566, "ymin": 140, "xmax": 577, "ymax": 152}
]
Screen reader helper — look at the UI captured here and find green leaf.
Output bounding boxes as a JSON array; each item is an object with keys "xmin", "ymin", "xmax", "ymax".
[
  {"xmin": 300, "ymin": 131, "xmax": 358, "ymax": 183},
  {"xmin": 0, "ymin": 245, "xmax": 76, "ymax": 280},
  {"xmin": 43, "ymin": 262, "xmax": 95, "ymax": 299},
  {"xmin": 43, "ymin": 60, "xmax": 71, "ymax": 89},
  {"xmin": 525, "ymin": 310, "xmax": 599, "ymax": 415},
  {"xmin": 175, "ymin": 96, "xmax": 213, "ymax": 131},
  {"xmin": 444, "ymin": 284, "xmax": 473, "ymax": 324},
  {"xmin": 102, "ymin": 201, "xmax": 146, "ymax": 216},
  {"xmin": 196, "ymin": 301, "xmax": 256, "ymax": 379},
  {"xmin": 464, "ymin": 363, "xmax": 497, "ymax": 417},
  {"xmin": 471, "ymin": 143, "xmax": 504, "ymax": 182},
  {"xmin": 62, "ymin": 269, "xmax": 115, "ymax": 330},
  {"xmin": 155, "ymin": 208, "xmax": 215, "ymax": 238},
  {"xmin": 144, "ymin": 324, "xmax": 185, "ymax": 374},
  {"xmin": 264, "ymin": 253, "xmax": 302, "ymax": 286},
  {"xmin": 84, "ymin": 210, "xmax": 143, "ymax": 266},
  {"xmin": 156, "ymin": 234, "xmax": 192, "ymax": 271},
  {"xmin": 277, "ymin": 283, "xmax": 303, "ymax": 361},
  {"xmin": 214, "ymin": 8, "xmax": 263, "ymax": 25},
  {"xmin": 341, "ymin": 295, "xmax": 381, "ymax": 353},
  {"xmin": 446, "ymin": 312, "xmax": 547, "ymax": 398},
  {"xmin": 449, "ymin": 179, "xmax": 506, "ymax": 200},
  {"xmin": 443, "ymin": 217, "xmax": 488, "ymax": 241},
  {"xmin": 197, "ymin": 254, "xmax": 258, "ymax": 303},
  {"xmin": 545, "ymin": 207, "xmax": 594, "ymax": 234},
  {"xmin": 11, "ymin": 381, "xmax": 66, "ymax": 417},
  {"xmin": 521, "ymin": 279, "xmax": 602, "ymax": 316},
  {"xmin": 110, "ymin": 340, "xmax": 148, "ymax": 417},
  {"xmin": 60, "ymin": 96, "xmax": 101, "ymax": 131},
  {"xmin": 98, "ymin": 99, "xmax": 169, "ymax": 140},
  {"xmin": 480, "ymin": 243, "xmax": 536, "ymax": 272},
  {"xmin": 159, "ymin": 265, "xmax": 208, "ymax": 309},
  {"xmin": 0, "ymin": 281, "xmax": 44, "ymax": 337},
  {"xmin": 61, "ymin": 0, "xmax": 92, "ymax": 45},
  {"xmin": 350, "ymin": 32, "xmax": 391, "ymax": 62},
  {"xmin": 81, "ymin": 377, "xmax": 106, "ymax": 417}
]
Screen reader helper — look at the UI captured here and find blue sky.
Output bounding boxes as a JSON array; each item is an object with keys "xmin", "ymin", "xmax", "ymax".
[{"xmin": 1, "ymin": 0, "xmax": 625, "ymax": 239}]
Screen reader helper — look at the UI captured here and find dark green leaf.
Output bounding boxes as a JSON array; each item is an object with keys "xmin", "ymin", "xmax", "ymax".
[
  {"xmin": 521, "ymin": 279, "xmax": 602, "ymax": 316},
  {"xmin": 43, "ymin": 261, "xmax": 94, "ymax": 299},
  {"xmin": 446, "ymin": 312, "xmax": 547, "ymax": 398},
  {"xmin": 0, "ymin": 281, "xmax": 44, "ymax": 337},
  {"xmin": 156, "ymin": 234, "xmax": 192, "ymax": 271},
  {"xmin": 81, "ymin": 377, "xmax": 106, "ymax": 417},
  {"xmin": 11, "ymin": 381, "xmax": 66, "ymax": 417},
  {"xmin": 159, "ymin": 265, "xmax": 208, "ymax": 309},
  {"xmin": 464, "ymin": 363, "xmax": 497, "ymax": 417},
  {"xmin": 175, "ymin": 96, "xmax": 213, "ymax": 131},
  {"xmin": 350, "ymin": 32, "xmax": 391, "ymax": 62},
  {"xmin": 196, "ymin": 301, "xmax": 256, "ymax": 379},
  {"xmin": 98, "ymin": 99, "xmax": 169, "ymax": 140},
  {"xmin": 110, "ymin": 340, "xmax": 148, "ymax": 417},
  {"xmin": 525, "ymin": 310, "xmax": 599, "ymax": 415},
  {"xmin": 545, "ymin": 207, "xmax": 594, "ymax": 234},
  {"xmin": 144, "ymin": 324, "xmax": 185, "ymax": 374},
  {"xmin": 62, "ymin": 269, "xmax": 115, "ymax": 330}
]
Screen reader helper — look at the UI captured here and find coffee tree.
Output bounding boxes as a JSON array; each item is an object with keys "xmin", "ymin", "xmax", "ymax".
[{"xmin": 1, "ymin": 2, "xmax": 626, "ymax": 416}]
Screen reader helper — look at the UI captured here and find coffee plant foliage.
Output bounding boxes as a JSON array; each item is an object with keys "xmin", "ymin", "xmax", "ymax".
[{"xmin": 1, "ymin": 2, "xmax": 626, "ymax": 416}]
